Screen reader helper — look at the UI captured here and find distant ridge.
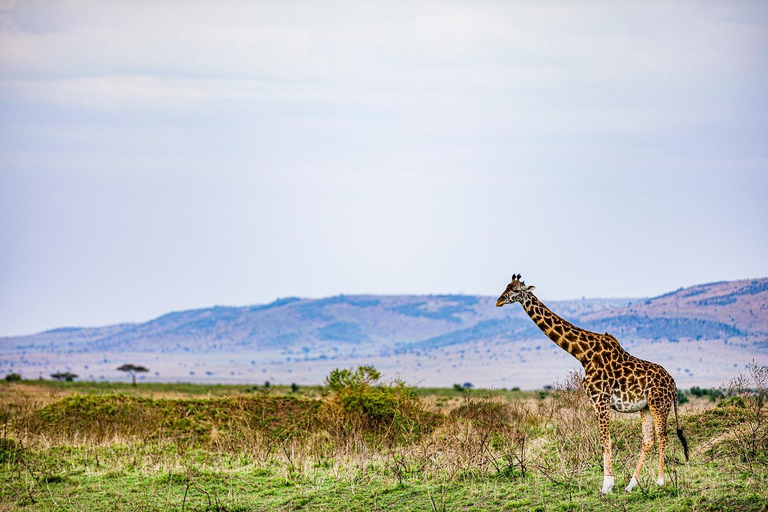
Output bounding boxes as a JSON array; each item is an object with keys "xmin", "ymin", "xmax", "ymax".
[{"xmin": 2, "ymin": 278, "xmax": 766, "ymax": 389}]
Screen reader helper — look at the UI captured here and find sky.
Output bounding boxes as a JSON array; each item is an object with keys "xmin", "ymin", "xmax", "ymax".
[{"xmin": 1, "ymin": 1, "xmax": 767, "ymax": 336}]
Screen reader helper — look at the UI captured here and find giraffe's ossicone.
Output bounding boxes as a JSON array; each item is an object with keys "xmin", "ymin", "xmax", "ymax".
[{"xmin": 497, "ymin": 274, "xmax": 689, "ymax": 494}]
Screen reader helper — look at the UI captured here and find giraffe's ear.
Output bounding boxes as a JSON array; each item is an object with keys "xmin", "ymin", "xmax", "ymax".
[{"xmin": 525, "ymin": 285, "xmax": 536, "ymax": 292}]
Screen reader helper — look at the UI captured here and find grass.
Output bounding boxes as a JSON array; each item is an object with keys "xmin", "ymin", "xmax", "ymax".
[
  {"xmin": 9, "ymin": 379, "xmax": 312, "ymax": 398},
  {"xmin": 2, "ymin": 443, "xmax": 765, "ymax": 511},
  {"xmin": 1, "ymin": 366, "xmax": 767, "ymax": 511},
  {"xmin": 10, "ymin": 379, "xmax": 536, "ymax": 401}
]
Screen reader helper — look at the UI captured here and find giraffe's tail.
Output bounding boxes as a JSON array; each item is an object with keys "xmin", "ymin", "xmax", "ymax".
[{"xmin": 674, "ymin": 392, "xmax": 690, "ymax": 461}]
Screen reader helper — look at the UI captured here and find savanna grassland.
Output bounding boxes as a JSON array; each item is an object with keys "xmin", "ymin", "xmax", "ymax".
[{"xmin": 1, "ymin": 365, "xmax": 767, "ymax": 512}]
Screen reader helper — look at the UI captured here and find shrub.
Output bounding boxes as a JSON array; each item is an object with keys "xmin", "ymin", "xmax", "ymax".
[
  {"xmin": 325, "ymin": 365, "xmax": 381, "ymax": 392},
  {"xmin": 448, "ymin": 392, "xmax": 538, "ymax": 478},
  {"xmin": 717, "ymin": 360, "xmax": 768, "ymax": 467},
  {"xmin": 322, "ymin": 365, "xmax": 437, "ymax": 445},
  {"xmin": 0, "ymin": 437, "xmax": 25, "ymax": 465},
  {"xmin": 535, "ymin": 371, "xmax": 603, "ymax": 487},
  {"xmin": 690, "ymin": 386, "xmax": 722, "ymax": 402}
]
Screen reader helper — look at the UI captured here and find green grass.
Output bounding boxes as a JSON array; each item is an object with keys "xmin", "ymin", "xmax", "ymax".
[
  {"xmin": 2, "ymin": 372, "xmax": 767, "ymax": 511},
  {"xmin": 415, "ymin": 386, "xmax": 535, "ymax": 400},
  {"xmin": 15, "ymin": 379, "xmax": 320, "ymax": 398},
  {"xmin": 3, "ymin": 443, "xmax": 766, "ymax": 511},
  {"xmin": 11, "ymin": 379, "xmax": 536, "ymax": 400},
  {"xmin": 36, "ymin": 393, "xmax": 322, "ymax": 443}
]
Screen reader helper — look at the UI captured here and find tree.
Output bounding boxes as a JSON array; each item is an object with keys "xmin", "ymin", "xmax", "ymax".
[
  {"xmin": 117, "ymin": 364, "xmax": 149, "ymax": 386},
  {"xmin": 51, "ymin": 372, "xmax": 78, "ymax": 382},
  {"xmin": 4, "ymin": 373, "xmax": 21, "ymax": 382}
]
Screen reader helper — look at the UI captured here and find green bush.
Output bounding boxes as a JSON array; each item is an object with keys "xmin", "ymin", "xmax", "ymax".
[
  {"xmin": 0, "ymin": 437, "xmax": 20, "ymax": 463},
  {"xmin": 325, "ymin": 365, "xmax": 382, "ymax": 392},
  {"xmin": 690, "ymin": 386, "xmax": 722, "ymax": 401},
  {"xmin": 326, "ymin": 366, "xmax": 415, "ymax": 422},
  {"xmin": 323, "ymin": 365, "xmax": 437, "ymax": 443},
  {"xmin": 718, "ymin": 396, "xmax": 747, "ymax": 408}
]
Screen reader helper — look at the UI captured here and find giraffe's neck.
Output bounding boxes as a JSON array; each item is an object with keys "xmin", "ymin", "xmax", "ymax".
[{"xmin": 520, "ymin": 293, "xmax": 613, "ymax": 366}]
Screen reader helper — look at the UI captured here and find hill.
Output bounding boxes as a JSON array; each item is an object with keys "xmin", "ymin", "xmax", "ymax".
[{"xmin": 1, "ymin": 278, "xmax": 766, "ymax": 388}]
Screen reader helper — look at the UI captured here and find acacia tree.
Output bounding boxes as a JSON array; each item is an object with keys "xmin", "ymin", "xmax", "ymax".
[{"xmin": 117, "ymin": 364, "xmax": 149, "ymax": 386}]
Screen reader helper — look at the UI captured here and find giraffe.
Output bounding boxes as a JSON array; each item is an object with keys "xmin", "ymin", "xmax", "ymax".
[{"xmin": 496, "ymin": 274, "xmax": 689, "ymax": 494}]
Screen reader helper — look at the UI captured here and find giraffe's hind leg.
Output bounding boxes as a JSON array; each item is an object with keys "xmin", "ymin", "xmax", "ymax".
[
  {"xmin": 626, "ymin": 407, "xmax": 654, "ymax": 492},
  {"xmin": 649, "ymin": 401, "xmax": 670, "ymax": 486}
]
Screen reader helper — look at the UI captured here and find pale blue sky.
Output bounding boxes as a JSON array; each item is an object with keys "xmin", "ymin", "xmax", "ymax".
[{"xmin": 1, "ymin": 1, "xmax": 767, "ymax": 336}]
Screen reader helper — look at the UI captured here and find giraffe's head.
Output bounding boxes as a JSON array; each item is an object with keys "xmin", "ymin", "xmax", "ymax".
[{"xmin": 496, "ymin": 274, "xmax": 536, "ymax": 307}]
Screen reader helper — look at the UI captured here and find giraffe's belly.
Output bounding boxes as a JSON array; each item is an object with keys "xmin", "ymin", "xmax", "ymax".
[{"xmin": 610, "ymin": 395, "xmax": 647, "ymax": 413}]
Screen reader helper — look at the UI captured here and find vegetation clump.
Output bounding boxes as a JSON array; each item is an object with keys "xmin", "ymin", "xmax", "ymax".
[
  {"xmin": 322, "ymin": 365, "xmax": 439, "ymax": 445},
  {"xmin": 689, "ymin": 385, "xmax": 722, "ymax": 401},
  {"xmin": 34, "ymin": 392, "xmax": 321, "ymax": 447}
]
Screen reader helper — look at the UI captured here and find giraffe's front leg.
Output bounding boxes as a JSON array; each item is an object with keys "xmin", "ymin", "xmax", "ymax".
[{"xmin": 594, "ymin": 402, "xmax": 614, "ymax": 494}]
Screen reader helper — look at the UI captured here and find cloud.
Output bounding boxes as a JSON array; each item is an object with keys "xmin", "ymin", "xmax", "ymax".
[
  {"xmin": 1, "ymin": 2, "xmax": 763, "ymax": 134},
  {"xmin": 1, "ymin": 1, "xmax": 767, "ymax": 335}
]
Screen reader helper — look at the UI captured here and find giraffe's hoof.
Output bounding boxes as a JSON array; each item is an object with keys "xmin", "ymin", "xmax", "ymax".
[
  {"xmin": 625, "ymin": 477, "xmax": 638, "ymax": 492},
  {"xmin": 601, "ymin": 475, "xmax": 614, "ymax": 494},
  {"xmin": 656, "ymin": 477, "xmax": 665, "ymax": 486}
]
